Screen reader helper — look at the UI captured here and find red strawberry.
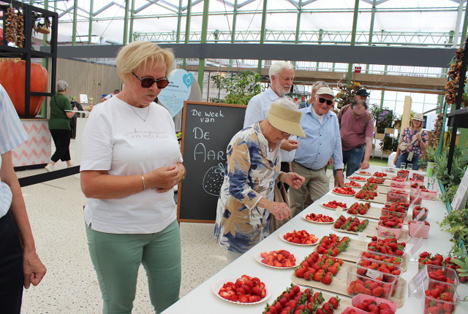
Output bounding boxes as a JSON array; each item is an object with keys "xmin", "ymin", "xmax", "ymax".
[
  {"xmin": 321, "ymin": 272, "xmax": 333, "ymax": 285},
  {"xmin": 372, "ymin": 287, "xmax": 383, "ymax": 297},
  {"xmin": 328, "ymin": 296, "xmax": 340, "ymax": 309}
]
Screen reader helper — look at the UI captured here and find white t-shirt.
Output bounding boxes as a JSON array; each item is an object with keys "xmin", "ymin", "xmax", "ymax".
[{"xmin": 80, "ymin": 97, "xmax": 182, "ymax": 234}]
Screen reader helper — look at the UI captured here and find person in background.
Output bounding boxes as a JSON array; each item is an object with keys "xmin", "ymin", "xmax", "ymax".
[
  {"xmin": 101, "ymin": 89, "xmax": 120, "ymax": 102},
  {"xmin": 299, "ymin": 95, "xmax": 308, "ymax": 109},
  {"xmin": 354, "ymin": 89, "xmax": 370, "ymax": 102},
  {"xmin": 289, "ymin": 87, "xmax": 344, "ymax": 218},
  {"xmin": 307, "ymin": 81, "xmax": 329, "ymax": 107},
  {"xmin": 243, "ymin": 61, "xmax": 299, "ymax": 176},
  {"xmin": 0, "ymin": 83, "xmax": 47, "ymax": 313},
  {"xmin": 215, "ymin": 99, "xmax": 306, "ymax": 264},
  {"xmin": 80, "ymin": 41, "xmax": 184, "ymax": 313},
  {"xmin": 394, "ymin": 113, "xmax": 428, "ymax": 170},
  {"xmin": 45, "ymin": 80, "xmax": 76, "ymax": 172},
  {"xmin": 337, "ymin": 99, "xmax": 374, "ymax": 177}
]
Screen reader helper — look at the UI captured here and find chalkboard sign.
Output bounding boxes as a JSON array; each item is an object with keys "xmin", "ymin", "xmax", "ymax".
[{"xmin": 177, "ymin": 101, "xmax": 246, "ymax": 222}]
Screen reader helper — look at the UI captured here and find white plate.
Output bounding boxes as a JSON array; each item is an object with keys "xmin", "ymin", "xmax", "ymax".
[
  {"xmin": 212, "ymin": 277, "xmax": 271, "ymax": 305},
  {"xmin": 356, "ymin": 171, "xmax": 371, "ymax": 176},
  {"xmin": 320, "ymin": 203, "xmax": 347, "ymax": 210},
  {"xmin": 279, "ymin": 231, "xmax": 318, "ymax": 246},
  {"xmin": 254, "ymin": 251, "xmax": 296, "ymax": 269},
  {"xmin": 345, "ymin": 182, "xmax": 362, "ymax": 188},
  {"xmin": 302, "ymin": 213, "xmax": 335, "ymax": 224},
  {"xmin": 331, "ymin": 191, "xmax": 356, "ymax": 197},
  {"xmin": 348, "ymin": 177, "xmax": 367, "ymax": 182}
]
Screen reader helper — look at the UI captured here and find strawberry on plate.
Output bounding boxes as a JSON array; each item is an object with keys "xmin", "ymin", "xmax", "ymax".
[
  {"xmin": 332, "ymin": 187, "xmax": 356, "ymax": 196},
  {"xmin": 214, "ymin": 275, "xmax": 270, "ymax": 304},
  {"xmin": 256, "ymin": 250, "xmax": 296, "ymax": 269},
  {"xmin": 281, "ymin": 230, "xmax": 319, "ymax": 246},
  {"xmin": 357, "ymin": 171, "xmax": 371, "ymax": 176},
  {"xmin": 348, "ymin": 176, "xmax": 366, "ymax": 181},
  {"xmin": 322, "ymin": 200, "xmax": 348, "ymax": 209},
  {"xmin": 345, "ymin": 181, "xmax": 362, "ymax": 188},
  {"xmin": 303, "ymin": 212, "xmax": 334, "ymax": 224}
]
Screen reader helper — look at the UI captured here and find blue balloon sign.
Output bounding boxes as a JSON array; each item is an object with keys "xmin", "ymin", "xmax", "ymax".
[{"xmin": 158, "ymin": 69, "xmax": 193, "ymax": 117}]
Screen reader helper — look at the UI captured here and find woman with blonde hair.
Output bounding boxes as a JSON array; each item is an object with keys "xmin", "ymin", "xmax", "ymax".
[{"xmin": 81, "ymin": 41, "xmax": 185, "ymax": 313}]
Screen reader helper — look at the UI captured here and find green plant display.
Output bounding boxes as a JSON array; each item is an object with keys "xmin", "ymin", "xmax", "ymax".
[
  {"xmin": 369, "ymin": 105, "xmax": 400, "ymax": 152},
  {"xmin": 439, "ymin": 208, "xmax": 468, "ymax": 256},
  {"xmin": 211, "ymin": 71, "xmax": 264, "ymax": 105},
  {"xmin": 336, "ymin": 81, "xmax": 363, "ymax": 109},
  {"xmin": 434, "ymin": 147, "xmax": 468, "ymax": 205}
]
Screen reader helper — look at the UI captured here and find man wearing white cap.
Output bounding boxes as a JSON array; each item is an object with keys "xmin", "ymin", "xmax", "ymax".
[{"xmin": 289, "ymin": 87, "xmax": 345, "ymax": 218}]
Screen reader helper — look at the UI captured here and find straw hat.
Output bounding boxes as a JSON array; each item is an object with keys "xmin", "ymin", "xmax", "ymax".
[
  {"xmin": 267, "ymin": 102, "xmax": 306, "ymax": 137},
  {"xmin": 413, "ymin": 113, "xmax": 424, "ymax": 121}
]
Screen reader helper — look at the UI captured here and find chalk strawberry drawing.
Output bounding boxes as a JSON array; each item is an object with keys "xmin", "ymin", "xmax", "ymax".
[{"xmin": 203, "ymin": 163, "xmax": 225, "ymax": 196}]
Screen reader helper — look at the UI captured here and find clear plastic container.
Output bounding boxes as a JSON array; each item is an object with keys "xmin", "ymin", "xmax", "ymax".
[
  {"xmin": 408, "ymin": 220, "xmax": 430, "ymax": 238},
  {"xmin": 378, "ymin": 224, "xmax": 403, "ymax": 239},
  {"xmin": 412, "ymin": 206, "xmax": 428, "ymax": 221},
  {"xmin": 351, "ymin": 294, "xmax": 398, "ymax": 313},
  {"xmin": 423, "ymin": 278, "xmax": 459, "ymax": 314},
  {"xmin": 342, "ymin": 307, "xmax": 368, "ymax": 314},
  {"xmin": 386, "ymin": 190, "xmax": 409, "ymax": 203},
  {"xmin": 421, "ymin": 189, "xmax": 437, "ymax": 201},
  {"xmin": 389, "ymin": 180, "xmax": 405, "ymax": 189},
  {"xmin": 382, "ymin": 202, "xmax": 409, "ymax": 213},
  {"xmin": 347, "ymin": 265, "xmax": 398, "ymax": 299},
  {"xmin": 357, "ymin": 257, "xmax": 402, "ymax": 277},
  {"xmin": 425, "ymin": 264, "xmax": 460, "ymax": 287},
  {"xmin": 381, "ymin": 209, "xmax": 407, "ymax": 221},
  {"xmin": 360, "ymin": 250, "xmax": 404, "ymax": 267}
]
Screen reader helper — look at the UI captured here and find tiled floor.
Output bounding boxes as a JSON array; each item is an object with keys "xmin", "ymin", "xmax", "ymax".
[{"xmin": 17, "ymin": 169, "xmax": 226, "ymax": 313}]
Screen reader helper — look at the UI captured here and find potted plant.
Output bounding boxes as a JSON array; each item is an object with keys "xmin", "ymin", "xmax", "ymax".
[{"xmin": 211, "ymin": 70, "xmax": 264, "ymax": 105}]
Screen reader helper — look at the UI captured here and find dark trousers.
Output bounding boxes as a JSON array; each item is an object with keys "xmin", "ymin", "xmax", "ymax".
[
  {"xmin": 280, "ymin": 162, "xmax": 291, "ymax": 191},
  {"xmin": 0, "ymin": 211, "xmax": 24, "ymax": 313},
  {"xmin": 50, "ymin": 129, "xmax": 71, "ymax": 162}
]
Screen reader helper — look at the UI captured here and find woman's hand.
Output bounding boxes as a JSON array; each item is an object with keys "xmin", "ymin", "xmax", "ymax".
[
  {"xmin": 268, "ymin": 201, "xmax": 291, "ymax": 220},
  {"xmin": 281, "ymin": 172, "xmax": 305, "ymax": 189},
  {"xmin": 393, "ymin": 156, "xmax": 398, "ymax": 166},
  {"xmin": 148, "ymin": 165, "xmax": 182, "ymax": 193}
]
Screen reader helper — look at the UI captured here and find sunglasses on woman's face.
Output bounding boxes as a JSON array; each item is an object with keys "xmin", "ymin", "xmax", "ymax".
[
  {"xmin": 318, "ymin": 97, "xmax": 334, "ymax": 106},
  {"xmin": 132, "ymin": 72, "xmax": 170, "ymax": 89}
]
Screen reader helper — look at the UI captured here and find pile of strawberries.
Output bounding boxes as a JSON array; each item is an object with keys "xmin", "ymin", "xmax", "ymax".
[
  {"xmin": 410, "ymin": 181, "xmax": 426, "ymax": 189},
  {"xmin": 387, "ymin": 190, "xmax": 408, "ymax": 203},
  {"xmin": 367, "ymin": 177, "xmax": 386, "ymax": 185},
  {"xmin": 322, "ymin": 200, "xmax": 347, "ymax": 209},
  {"xmin": 260, "ymin": 250, "xmax": 296, "ymax": 268},
  {"xmin": 413, "ymin": 206, "xmax": 428, "ymax": 220},
  {"xmin": 333, "ymin": 187, "xmax": 356, "ymax": 196},
  {"xmin": 358, "ymin": 171, "xmax": 371, "ymax": 176},
  {"xmin": 283, "ymin": 230, "xmax": 319, "ymax": 245},
  {"xmin": 334, "ymin": 215, "xmax": 369, "ymax": 232},
  {"xmin": 355, "ymin": 189, "xmax": 377, "ymax": 200},
  {"xmin": 362, "ymin": 182, "xmax": 378, "ymax": 191},
  {"xmin": 264, "ymin": 285, "xmax": 340, "ymax": 314},
  {"xmin": 361, "ymin": 251, "xmax": 403, "ymax": 267},
  {"xmin": 368, "ymin": 236, "xmax": 406, "ymax": 256},
  {"xmin": 379, "ymin": 216, "xmax": 403, "ymax": 229},
  {"xmin": 428, "ymin": 268, "xmax": 457, "ymax": 285},
  {"xmin": 305, "ymin": 213, "xmax": 334, "ymax": 223},
  {"xmin": 294, "ymin": 251, "xmax": 343, "ymax": 285},
  {"xmin": 351, "ymin": 298, "xmax": 396, "ymax": 314},
  {"xmin": 347, "ymin": 202, "xmax": 371, "ymax": 215},
  {"xmin": 418, "ymin": 253, "xmax": 467, "ymax": 282},
  {"xmin": 397, "ymin": 170, "xmax": 410, "ymax": 179},
  {"xmin": 218, "ymin": 274, "xmax": 266, "ymax": 303},
  {"xmin": 373, "ymin": 172, "xmax": 387, "ymax": 177},
  {"xmin": 345, "ymin": 181, "xmax": 362, "ymax": 188},
  {"xmin": 358, "ymin": 259, "xmax": 402, "ymax": 277},
  {"xmin": 392, "ymin": 176, "xmax": 406, "ymax": 183},
  {"xmin": 413, "ymin": 173, "xmax": 425, "ymax": 181},
  {"xmin": 316, "ymin": 234, "xmax": 351, "ymax": 256},
  {"xmin": 347, "ymin": 276, "xmax": 392, "ymax": 298},
  {"xmin": 349, "ymin": 176, "xmax": 366, "ymax": 181},
  {"xmin": 383, "ymin": 202, "xmax": 409, "ymax": 213},
  {"xmin": 424, "ymin": 282, "xmax": 457, "ymax": 314}
]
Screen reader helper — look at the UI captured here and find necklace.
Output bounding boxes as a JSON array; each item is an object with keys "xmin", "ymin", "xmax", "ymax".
[{"xmin": 130, "ymin": 105, "xmax": 150, "ymax": 122}]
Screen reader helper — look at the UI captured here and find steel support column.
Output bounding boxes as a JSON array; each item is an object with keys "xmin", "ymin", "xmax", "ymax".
[
  {"xmin": 294, "ymin": 0, "xmax": 302, "ymax": 68},
  {"xmin": 346, "ymin": 0, "xmax": 360, "ymax": 85},
  {"xmin": 129, "ymin": 0, "xmax": 136, "ymax": 43},
  {"xmin": 176, "ymin": 0, "xmax": 183, "ymax": 43},
  {"xmin": 198, "ymin": 0, "xmax": 210, "ymax": 95},
  {"xmin": 182, "ymin": 0, "xmax": 193, "ymax": 69},
  {"xmin": 123, "ymin": 0, "xmax": 130, "ymax": 45},
  {"xmin": 461, "ymin": 0, "xmax": 468, "ymax": 45},
  {"xmin": 229, "ymin": 0, "xmax": 238, "ymax": 67},
  {"xmin": 366, "ymin": 0, "xmax": 377, "ymax": 74},
  {"xmin": 72, "ymin": 0, "xmax": 78, "ymax": 45},
  {"xmin": 88, "ymin": 0, "xmax": 94, "ymax": 44},
  {"xmin": 257, "ymin": 0, "xmax": 268, "ymax": 74}
]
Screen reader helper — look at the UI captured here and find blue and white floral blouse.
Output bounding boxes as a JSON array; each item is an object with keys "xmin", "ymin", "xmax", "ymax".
[{"xmin": 214, "ymin": 122, "xmax": 281, "ymax": 254}]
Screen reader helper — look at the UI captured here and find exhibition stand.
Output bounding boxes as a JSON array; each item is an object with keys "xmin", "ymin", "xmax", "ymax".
[{"xmin": 163, "ymin": 165, "xmax": 468, "ymax": 314}]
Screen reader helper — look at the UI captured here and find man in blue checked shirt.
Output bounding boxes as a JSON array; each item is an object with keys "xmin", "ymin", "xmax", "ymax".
[
  {"xmin": 289, "ymin": 87, "xmax": 345, "ymax": 218},
  {"xmin": 0, "ymin": 84, "xmax": 46, "ymax": 312}
]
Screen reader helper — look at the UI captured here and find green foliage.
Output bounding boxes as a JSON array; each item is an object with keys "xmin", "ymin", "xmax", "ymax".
[
  {"xmin": 451, "ymin": 256, "xmax": 468, "ymax": 276},
  {"xmin": 211, "ymin": 71, "xmax": 264, "ymax": 106},
  {"xmin": 370, "ymin": 105, "xmax": 398, "ymax": 133},
  {"xmin": 439, "ymin": 208, "xmax": 468, "ymax": 256},
  {"xmin": 336, "ymin": 81, "xmax": 363, "ymax": 109},
  {"xmin": 418, "ymin": 146, "xmax": 437, "ymax": 166},
  {"xmin": 434, "ymin": 147, "xmax": 468, "ymax": 205}
]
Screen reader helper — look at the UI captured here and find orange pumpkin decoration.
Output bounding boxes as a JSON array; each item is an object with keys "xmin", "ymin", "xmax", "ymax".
[{"xmin": 0, "ymin": 60, "xmax": 48, "ymax": 118}]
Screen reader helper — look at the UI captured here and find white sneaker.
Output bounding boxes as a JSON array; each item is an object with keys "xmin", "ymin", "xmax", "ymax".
[{"xmin": 45, "ymin": 164, "xmax": 54, "ymax": 172}]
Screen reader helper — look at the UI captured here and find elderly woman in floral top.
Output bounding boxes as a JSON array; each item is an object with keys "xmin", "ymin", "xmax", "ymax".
[
  {"xmin": 394, "ymin": 113, "xmax": 429, "ymax": 170},
  {"xmin": 214, "ymin": 99, "xmax": 306, "ymax": 264}
]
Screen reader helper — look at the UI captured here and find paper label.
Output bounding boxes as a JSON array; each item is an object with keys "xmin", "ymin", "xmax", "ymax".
[
  {"xmin": 366, "ymin": 269, "xmax": 381, "ymax": 280},
  {"xmin": 452, "ymin": 168, "xmax": 468, "ymax": 210},
  {"xmin": 408, "ymin": 267, "xmax": 428, "ymax": 296},
  {"xmin": 415, "ymin": 209, "xmax": 425, "ymax": 221},
  {"xmin": 411, "ymin": 237, "xmax": 423, "ymax": 255}
]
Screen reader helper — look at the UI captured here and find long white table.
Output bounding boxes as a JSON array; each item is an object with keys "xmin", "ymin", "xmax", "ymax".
[{"xmin": 163, "ymin": 165, "xmax": 468, "ymax": 314}]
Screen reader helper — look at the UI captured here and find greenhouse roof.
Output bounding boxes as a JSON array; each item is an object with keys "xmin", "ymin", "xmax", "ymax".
[{"xmin": 9, "ymin": 0, "xmax": 468, "ymax": 47}]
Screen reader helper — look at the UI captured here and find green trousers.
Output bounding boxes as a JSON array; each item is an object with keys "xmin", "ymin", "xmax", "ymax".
[{"xmin": 86, "ymin": 220, "xmax": 181, "ymax": 314}]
